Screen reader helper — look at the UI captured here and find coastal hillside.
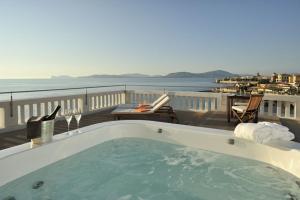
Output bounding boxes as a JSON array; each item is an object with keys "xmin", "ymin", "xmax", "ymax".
[
  {"xmin": 165, "ymin": 70, "xmax": 237, "ymax": 78},
  {"xmin": 52, "ymin": 70, "xmax": 237, "ymax": 79}
]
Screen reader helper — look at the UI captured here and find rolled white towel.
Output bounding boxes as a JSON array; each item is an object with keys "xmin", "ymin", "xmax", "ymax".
[
  {"xmin": 234, "ymin": 123, "xmax": 273, "ymax": 144},
  {"xmin": 234, "ymin": 122, "xmax": 295, "ymax": 144}
]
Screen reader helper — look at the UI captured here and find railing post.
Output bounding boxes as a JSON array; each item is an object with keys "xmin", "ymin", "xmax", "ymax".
[
  {"xmin": 85, "ymin": 88, "xmax": 88, "ymax": 106},
  {"xmin": 83, "ymin": 88, "xmax": 89, "ymax": 113},
  {"xmin": 10, "ymin": 92, "xmax": 13, "ymax": 117}
]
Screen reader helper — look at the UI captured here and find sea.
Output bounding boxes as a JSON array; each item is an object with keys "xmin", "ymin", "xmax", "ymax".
[{"xmin": 0, "ymin": 77, "xmax": 221, "ymax": 101}]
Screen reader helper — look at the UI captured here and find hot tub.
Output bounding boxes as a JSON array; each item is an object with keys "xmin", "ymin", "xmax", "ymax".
[{"xmin": 0, "ymin": 120, "xmax": 300, "ymax": 199}]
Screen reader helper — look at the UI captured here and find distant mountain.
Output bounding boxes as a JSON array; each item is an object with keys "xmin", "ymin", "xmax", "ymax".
[
  {"xmin": 55, "ymin": 70, "xmax": 237, "ymax": 79},
  {"xmin": 165, "ymin": 70, "xmax": 238, "ymax": 78}
]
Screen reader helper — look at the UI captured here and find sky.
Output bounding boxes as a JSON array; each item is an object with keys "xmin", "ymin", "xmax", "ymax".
[{"xmin": 0, "ymin": 0, "xmax": 299, "ymax": 78}]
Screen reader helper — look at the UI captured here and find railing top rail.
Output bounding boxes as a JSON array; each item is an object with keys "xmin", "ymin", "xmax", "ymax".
[
  {"xmin": 0, "ymin": 90, "xmax": 127, "ymax": 104},
  {"xmin": 0, "ymin": 84, "xmax": 217, "ymax": 95},
  {"xmin": 126, "ymin": 84, "xmax": 216, "ymax": 89},
  {"xmin": 0, "ymin": 84, "xmax": 126, "ymax": 95}
]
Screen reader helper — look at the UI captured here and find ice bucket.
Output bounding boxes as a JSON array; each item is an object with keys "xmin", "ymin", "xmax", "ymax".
[{"xmin": 41, "ymin": 120, "xmax": 54, "ymax": 143}]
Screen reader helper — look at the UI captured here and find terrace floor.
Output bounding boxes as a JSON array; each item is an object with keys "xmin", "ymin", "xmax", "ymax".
[{"xmin": 0, "ymin": 108, "xmax": 299, "ymax": 150}]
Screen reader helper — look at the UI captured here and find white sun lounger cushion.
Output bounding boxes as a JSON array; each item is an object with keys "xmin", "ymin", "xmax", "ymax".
[
  {"xmin": 150, "ymin": 96, "xmax": 170, "ymax": 112},
  {"xmin": 150, "ymin": 94, "xmax": 168, "ymax": 107}
]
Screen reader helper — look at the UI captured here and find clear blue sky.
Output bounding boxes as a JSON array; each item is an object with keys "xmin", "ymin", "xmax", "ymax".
[{"xmin": 0, "ymin": 0, "xmax": 299, "ymax": 78}]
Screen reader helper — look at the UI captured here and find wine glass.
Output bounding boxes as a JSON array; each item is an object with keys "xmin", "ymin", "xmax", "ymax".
[
  {"xmin": 64, "ymin": 109, "xmax": 73, "ymax": 133},
  {"xmin": 74, "ymin": 109, "xmax": 82, "ymax": 132}
]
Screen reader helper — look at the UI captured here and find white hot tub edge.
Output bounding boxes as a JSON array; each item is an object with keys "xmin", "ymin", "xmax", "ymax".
[{"xmin": 0, "ymin": 120, "xmax": 300, "ymax": 187}]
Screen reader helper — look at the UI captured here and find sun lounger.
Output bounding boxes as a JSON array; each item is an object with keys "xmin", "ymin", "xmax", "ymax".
[
  {"xmin": 117, "ymin": 94, "xmax": 168, "ymax": 109},
  {"xmin": 111, "ymin": 96, "xmax": 178, "ymax": 123}
]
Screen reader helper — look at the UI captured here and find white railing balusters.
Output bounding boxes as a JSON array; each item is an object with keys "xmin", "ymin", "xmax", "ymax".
[{"xmin": 0, "ymin": 90, "xmax": 299, "ymax": 133}]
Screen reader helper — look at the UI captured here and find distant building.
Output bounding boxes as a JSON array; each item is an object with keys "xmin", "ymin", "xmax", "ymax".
[
  {"xmin": 276, "ymin": 73, "xmax": 290, "ymax": 83},
  {"xmin": 270, "ymin": 73, "xmax": 277, "ymax": 83},
  {"xmin": 289, "ymin": 74, "xmax": 300, "ymax": 84}
]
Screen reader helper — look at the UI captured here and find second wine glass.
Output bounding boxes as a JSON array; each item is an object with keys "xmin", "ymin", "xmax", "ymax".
[
  {"xmin": 64, "ymin": 109, "xmax": 73, "ymax": 133},
  {"xmin": 74, "ymin": 109, "xmax": 82, "ymax": 131}
]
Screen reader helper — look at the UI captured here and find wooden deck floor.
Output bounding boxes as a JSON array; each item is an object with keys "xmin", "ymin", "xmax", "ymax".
[{"xmin": 0, "ymin": 108, "xmax": 299, "ymax": 150}]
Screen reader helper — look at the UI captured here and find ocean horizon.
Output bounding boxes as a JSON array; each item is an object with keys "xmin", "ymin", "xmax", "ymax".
[{"xmin": 0, "ymin": 77, "xmax": 221, "ymax": 101}]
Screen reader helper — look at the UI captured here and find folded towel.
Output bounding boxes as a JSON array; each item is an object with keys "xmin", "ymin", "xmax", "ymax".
[
  {"xmin": 234, "ymin": 123, "xmax": 273, "ymax": 144},
  {"xmin": 234, "ymin": 122, "xmax": 294, "ymax": 144}
]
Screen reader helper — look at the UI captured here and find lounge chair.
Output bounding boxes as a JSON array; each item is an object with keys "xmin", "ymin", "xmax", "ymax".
[
  {"xmin": 231, "ymin": 94, "xmax": 263, "ymax": 123},
  {"xmin": 111, "ymin": 95, "xmax": 178, "ymax": 123},
  {"xmin": 135, "ymin": 93, "xmax": 168, "ymax": 109},
  {"xmin": 117, "ymin": 94, "xmax": 168, "ymax": 109}
]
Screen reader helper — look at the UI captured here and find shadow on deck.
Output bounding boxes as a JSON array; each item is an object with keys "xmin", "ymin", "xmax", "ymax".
[{"xmin": 0, "ymin": 108, "xmax": 299, "ymax": 150}]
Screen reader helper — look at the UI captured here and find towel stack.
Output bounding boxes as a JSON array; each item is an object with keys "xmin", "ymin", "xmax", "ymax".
[{"xmin": 234, "ymin": 122, "xmax": 295, "ymax": 144}]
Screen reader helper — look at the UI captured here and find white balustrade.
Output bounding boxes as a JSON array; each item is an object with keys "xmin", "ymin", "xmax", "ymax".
[
  {"xmin": 0, "ymin": 90, "xmax": 126, "ymax": 133},
  {"xmin": 259, "ymin": 94, "xmax": 299, "ymax": 119},
  {"xmin": 0, "ymin": 90, "xmax": 299, "ymax": 133}
]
